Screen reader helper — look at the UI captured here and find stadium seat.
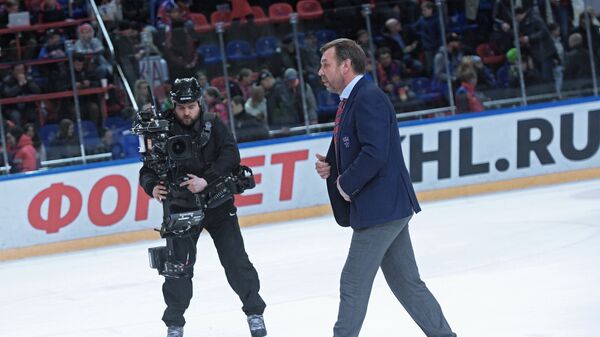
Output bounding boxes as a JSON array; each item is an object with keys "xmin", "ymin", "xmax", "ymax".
[
  {"xmin": 210, "ymin": 10, "xmax": 232, "ymax": 28},
  {"xmin": 411, "ymin": 77, "xmax": 442, "ymax": 102},
  {"xmin": 476, "ymin": 43, "xmax": 506, "ymax": 68},
  {"xmin": 314, "ymin": 29, "xmax": 336, "ymax": 47},
  {"xmin": 268, "ymin": 2, "xmax": 293, "ymax": 23},
  {"xmin": 242, "ymin": 6, "xmax": 270, "ymax": 25},
  {"xmin": 285, "ymin": 32, "xmax": 305, "ymax": 48},
  {"xmin": 226, "ymin": 40, "xmax": 255, "ymax": 61},
  {"xmin": 297, "ymin": 0, "xmax": 324, "ymax": 20},
  {"xmin": 255, "ymin": 36, "xmax": 280, "ymax": 58},
  {"xmin": 448, "ymin": 12, "xmax": 478, "ymax": 34},
  {"xmin": 190, "ymin": 13, "xmax": 213, "ymax": 33},
  {"xmin": 104, "ymin": 116, "xmax": 130, "ymax": 131},
  {"xmin": 210, "ymin": 76, "xmax": 237, "ymax": 94},
  {"xmin": 316, "ymin": 90, "xmax": 340, "ymax": 118},
  {"xmin": 496, "ymin": 64, "xmax": 511, "ymax": 89},
  {"xmin": 197, "ymin": 43, "xmax": 223, "ymax": 64},
  {"xmin": 38, "ymin": 123, "xmax": 59, "ymax": 147}
]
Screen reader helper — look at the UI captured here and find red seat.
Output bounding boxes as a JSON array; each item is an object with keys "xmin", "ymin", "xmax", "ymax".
[
  {"xmin": 268, "ymin": 2, "xmax": 293, "ymax": 23},
  {"xmin": 190, "ymin": 13, "xmax": 212, "ymax": 33},
  {"xmin": 476, "ymin": 43, "xmax": 506, "ymax": 68},
  {"xmin": 210, "ymin": 76, "xmax": 237, "ymax": 95},
  {"xmin": 245, "ymin": 6, "xmax": 270, "ymax": 25},
  {"xmin": 297, "ymin": 0, "xmax": 323, "ymax": 20},
  {"xmin": 211, "ymin": 10, "xmax": 232, "ymax": 28}
]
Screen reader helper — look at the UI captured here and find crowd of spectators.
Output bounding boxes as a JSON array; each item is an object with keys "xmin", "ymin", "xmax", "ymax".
[{"xmin": 2, "ymin": 0, "xmax": 600, "ymax": 173}]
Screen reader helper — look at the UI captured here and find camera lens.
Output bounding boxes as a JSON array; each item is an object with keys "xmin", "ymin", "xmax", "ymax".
[{"xmin": 171, "ymin": 139, "xmax": 186, "ymax": 155}]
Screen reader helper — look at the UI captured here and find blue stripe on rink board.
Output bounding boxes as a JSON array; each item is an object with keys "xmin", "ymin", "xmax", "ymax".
[{"xmin": 2, "ymin": 95, "xmax": 599, "ymax": 183}]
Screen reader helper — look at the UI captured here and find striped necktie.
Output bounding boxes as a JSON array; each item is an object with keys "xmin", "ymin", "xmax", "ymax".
[{"xmin": 333, "ymin": 98, "xmax": 347, "ymax": 150}]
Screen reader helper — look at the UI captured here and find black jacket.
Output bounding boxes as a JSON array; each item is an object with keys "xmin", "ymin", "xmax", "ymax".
[{"xmin": 139, "ymin": 112, "xmax": 241, "ymax": 214}]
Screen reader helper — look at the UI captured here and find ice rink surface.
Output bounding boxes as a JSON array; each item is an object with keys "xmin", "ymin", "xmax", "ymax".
[{"xmin": 2, "ymin": 179, "xmax": 599, "ymax": 337}]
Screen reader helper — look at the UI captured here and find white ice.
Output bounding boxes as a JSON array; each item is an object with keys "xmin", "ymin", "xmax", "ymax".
[{"xmin": 1, "ymin": 179, "xmax": 599, "ymax": 337}]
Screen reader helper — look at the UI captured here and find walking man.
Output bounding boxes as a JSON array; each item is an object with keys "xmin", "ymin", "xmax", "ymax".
[{"xmin": 315, "ymin": 38, "xmax": 456, "ymax": 337}]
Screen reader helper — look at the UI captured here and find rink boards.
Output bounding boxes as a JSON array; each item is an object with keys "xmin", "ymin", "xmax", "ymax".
[{"xmin": 1, "ymin": 97, "xmax": 599, "ymax": 256}]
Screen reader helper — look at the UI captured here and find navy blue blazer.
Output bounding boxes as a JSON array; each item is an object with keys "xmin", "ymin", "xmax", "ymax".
[{"xmin": 325, "ymin": 77, "xmax": 421, "ymax": 229}]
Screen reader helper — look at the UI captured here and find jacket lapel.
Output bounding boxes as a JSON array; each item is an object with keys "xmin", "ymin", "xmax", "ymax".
[{"xmin": 335, "ymin": 77, "xmax": 367, "ymax": 161}]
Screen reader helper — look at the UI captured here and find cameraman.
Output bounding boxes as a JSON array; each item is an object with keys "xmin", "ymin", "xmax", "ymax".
[{"xmin": 139, "ymin": 78, "xmax": 267, "ymax": 337}]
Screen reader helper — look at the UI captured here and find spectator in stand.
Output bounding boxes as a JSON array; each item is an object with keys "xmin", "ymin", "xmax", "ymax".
[
  {"xmin": 71, "ymin": 53, "xmax": 102, "ymax": 127},
  {"xmin": 302, "ymin": 31, "xmax": 323, "ymax": 92},
  {"xmin": 455, "ymin": 69, "xmax": 485, "ymax": 113},
  {"xmin": 509, "ymin": 52, "xmax": 541, "ymax": 87},
  {"xmin": 457, "ymin": 55, "xmax": 496, "ymax": 92},
  {"xmin": 549, "ymin": 22, "xmax": 565, "ymax": 95},
  {"xmin": 0, "ymin": 0, "xmax": 19, "ymax": 29},
  {"xmin": 6, "ymin": 126, "xmax": 38, "ymax": 173},
  {"xmin": 37, "ymin": 28, "xmax": 69, "ymax": 91},
  {"xmin": 564, "ymin": 33, "xmax": 593, "ymax": 88},
  {"xmin": 38, "ymin": 28, "xmax": 66, "ymax": 59},
  {"xmin": 134, "ymin": 78, "xmax": 152, "ymax": 108},
  {"xmin": 381, "ymin": 18, "xmax": 423, "ymax": 75},
  {"xmin": 47, "ymin": 118, "xmax": 81, "ymax": 160},
  {"xmin": 1, "ymin": 1, "xmax": 37, "ymax": 61},
  {"xmin": 24, "ymin": 122, "xmax": 45, "ymax": 161},
  {"xmin": 376, "ymin": 47, "xmax": 405, "ymax": 88},
  {"xmin": 195, "ymin": 71, "xmax": 210, "ymax": 93},
  {"xmin": 258, "ymin": 69, "xmax": 290, "ymax": 130},
  {"xmin": 98, "ymin": 0, "xmax": 123, "ymax": 30},
  {"xmin": 245, "ymin": 84, "xmax": 268, "ymax": 127},
  {"xmin": 516, "ymin": 6, "xmax": 558, "ymax": 81},
  {"xmin": 203, "ymin": 86, "xmax": 229, "ymax": 125},
  {"xmin": 88, "ymin": 126, "xmax": 119, "ymax": 158},
  {"xmin": 228, "ymin": 68, "xmax": 253, "ymax": 100},
  {"xmin": 491, "ymin": 0, "xmax": 515, "ymax": 53},
  {"xmin": 161, "ymin": 5, "xmax": 199, "ymax": 79},
  {"xmin": 121, "ymin": 0, "xmax": 149, "ymax": 24},
  {"xmin": 231, "ymin": 95, "xmax": 269, "ymax": 142},
  {"xmin": 74, "ymin": 23, "xmax": 113, "ymax": 79},
  {"xmin": 38, "ymin": 0, "xmax": 66, "ymax": 23},
  {"xmin": 433, "ymin": 33, "xmax": 465, "ymax": 85},
  {"xmin": 2, "ymin": 64, "xmax": 41, "ymax": 126},
  {"xmin": 550, "ymin": 0, "xmax": 573, "ymax": 44},
  {"xmin": 157, "ymin": 0, "xmax": 192, "ymax": 31},
  {"xmin": 283, "ymin": 68, "xmax": 318, "ymax": 125},
  {"xmin": 356, "ymin": 29, "xmax": 371, "ymax": 56},
  {"xmin": 113, "ymin": 20, "xmax": 143, "ymax": 86},
  {"xmin": 411, "ymin": 1, "xmax": 441, "ymax": 76}
]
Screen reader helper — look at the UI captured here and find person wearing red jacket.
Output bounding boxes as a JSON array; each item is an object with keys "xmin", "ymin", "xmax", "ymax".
[{"xmin": 7, "ymin": 126, "xmax": 38, "ymax": 173}]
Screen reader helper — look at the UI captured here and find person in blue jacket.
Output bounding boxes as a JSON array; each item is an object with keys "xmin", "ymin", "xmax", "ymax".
[{"xmin": 315, "ymin": 38, "xmax": 456, "ymax": 337}]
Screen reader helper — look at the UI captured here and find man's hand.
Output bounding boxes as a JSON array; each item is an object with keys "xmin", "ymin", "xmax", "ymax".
[
  {"xmin": 315, "ymin": 153, "xmax": 331, "ymax": 179},
  {"xmin": 152, "ymin": 182, "xmax": 168, "ymax": 203},
  {"xmin": 179, "ymin": 174, "xmax": 208, "ymax": 193},
  {"xmin": 336, "ymin": 177, "xmax": 350, "ymax": 202}
]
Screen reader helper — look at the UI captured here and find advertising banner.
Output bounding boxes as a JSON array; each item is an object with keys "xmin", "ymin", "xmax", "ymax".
[{"xmin": 2, "ymin": 98, "xmax": 599, "ymax": 250}]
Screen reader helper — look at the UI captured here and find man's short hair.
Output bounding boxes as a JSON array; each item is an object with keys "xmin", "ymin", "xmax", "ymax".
[
  {"xmin": 568, "ymin": 33, "xmax": 583, "ymax": 49},
  {"xmin": 320, "ymin": 38, "xmax": 366, "ymax": 74}
]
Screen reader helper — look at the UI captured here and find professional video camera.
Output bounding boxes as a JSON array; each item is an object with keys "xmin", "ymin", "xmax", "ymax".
[{"xmin": 134, "ymin": 78, "xmax": 256, "ymax": 278}]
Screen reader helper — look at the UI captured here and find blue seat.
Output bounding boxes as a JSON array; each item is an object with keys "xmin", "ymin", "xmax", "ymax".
[
  {"xmin": 411, "ymin": 77, "xmax": 442, "ymax": 102},
  {"xmin": 314, "ymin": 29, "xmax": 336, "ymax": 48},
  {"xmin": 197, "ymin": 43, "xmax": 223, "ymax": 64},
  {"xmin": 496, "ymin": 64, "xmax": 510, "ymax": 89},
  {"xmin": 38, "ymin": 124, "xmax": 59, "ymax": 147},
  {"xmin": 448, "ymin": 12, "xmax": 479, "ymax": 34},
  {"xmin": 285, "ymin": 32, "xmax": 305, "ymax": 48},
  {"xmin": 316, "ymin": 90, "xmax": 340, "ymax": 118},
  {"xmin": 104, "ymin": 116, "xmax": 130, "ymax": 131},
  {"xmin": 226, "ymin": 40, "xmax": 256, "ymax": 61},
  {"xmin": 255, "ymin": 36, "xmax": 280, "ymax": 58}
]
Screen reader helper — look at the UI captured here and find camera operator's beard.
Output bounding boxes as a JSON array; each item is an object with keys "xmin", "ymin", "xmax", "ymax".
[{"xmin": 177, "ymin": 114, "xmax": 200, "ymax": 127}]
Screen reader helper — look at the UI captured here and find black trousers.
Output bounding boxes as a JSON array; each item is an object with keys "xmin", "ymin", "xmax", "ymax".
[{"xmin": 161, "ymin": 207, "xmax": 266, "ymax": 327}]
